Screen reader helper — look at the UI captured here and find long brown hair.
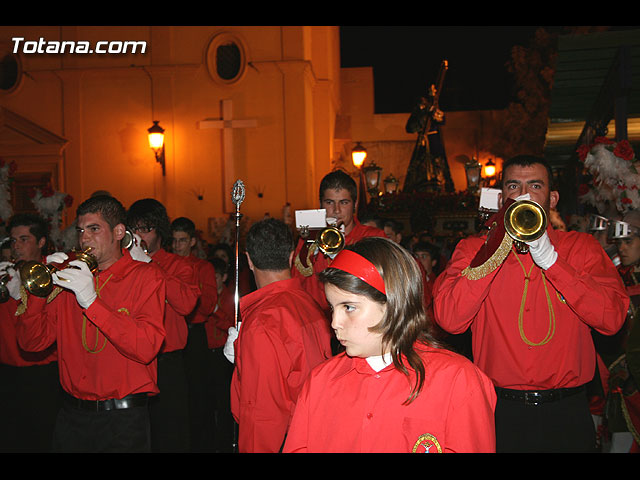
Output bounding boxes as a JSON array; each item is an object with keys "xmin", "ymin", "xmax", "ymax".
[{"xmin": 319, "ymin": 237, "xmax": 441, "ymax": 404}]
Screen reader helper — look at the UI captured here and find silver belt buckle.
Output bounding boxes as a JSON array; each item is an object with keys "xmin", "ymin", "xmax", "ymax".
[{"xmin": 523, "ymin": 391, "xmax": 542, "ymax": 406}]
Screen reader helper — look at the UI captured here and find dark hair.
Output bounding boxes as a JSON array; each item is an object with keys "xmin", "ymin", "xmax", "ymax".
[
  {"xmin": 320, "ymin": 236, "xmax": 442, "ymax": 405},
  {"xmin": 245, "ymin": 218, "xmax": 294, "ymax": 271},
  {"xmin": 358, "ymin": 212, "xmax": 384, "ymax": 229},
  {"xmin": 413, "ymin": 241, "xmax": 439, "ymax": 259},
  {"xmin": 76, "ymin": 195, "xmax": 126, "ymax": 229},
  {"xmin": 211, "ymin": 242, "xmax": 233, "ymax": 264},
  {"xmin": 210, "ymin": 256, "xmax": 229, "ymax": 280},
  {"xmin": 319, "ymin": 169, "xmax": 357, "ymax": 204},
  {"xmin": 126, "ymin": 198, "xmax": 171, "ymax": 249},
  {"xmin": 383, "ymin": 219, "xmax": 403, "ymax": 234},
  {"xmin": 171, "ymin": 216, "xmax": 196, "ymax": 238},
  {"xmin": 7, "ymin": 213, "xmax": 49, "ymax": 250},
  {"xmin": 502, "ymin": 155, "xmax": 555, "ymax": 189}
]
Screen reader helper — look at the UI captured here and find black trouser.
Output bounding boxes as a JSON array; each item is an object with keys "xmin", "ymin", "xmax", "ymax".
[
  {"xmin": 52, "ymin": 394, "xmax": 150, "ymax": 452},
  {"xmin": 495, "ymin": 386, "xmax": 597, "ymax": 453},
  {"xmin": 149, "ymin": 349, "xmax": 191, "ymax": 452},
  {"xmin": 184, "ymin": 323, "xmax": 215, "ymax": 452},
  {"xmin": 0, "ymin": 361, "xmax": 62, "ymax": 453},
  {"xmin": 209, "ymin": 347, "xmax": 235, "ymax": 452}
]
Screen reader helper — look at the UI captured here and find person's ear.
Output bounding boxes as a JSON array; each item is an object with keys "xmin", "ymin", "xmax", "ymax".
[{"xmin": 113, "ymin": 224, "xmax": 126, "ymax": 241}]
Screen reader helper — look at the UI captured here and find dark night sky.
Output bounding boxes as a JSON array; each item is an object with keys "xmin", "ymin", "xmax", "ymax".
[{"xmin": 339, "ymin": 26, "xmax": 548, "ymax": 114}]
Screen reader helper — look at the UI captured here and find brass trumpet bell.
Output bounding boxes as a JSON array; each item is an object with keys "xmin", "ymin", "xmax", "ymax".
[
  {"xmin": 504, "ymin": 199, "xmax": 547, "ymax": 252},
  {"xmin": 316, "ymin": 226, "xmax": 345, "ymax": 256},
  {"xmin": 19, "ymin": 248, "xmax": 98, "ymax": 298}
]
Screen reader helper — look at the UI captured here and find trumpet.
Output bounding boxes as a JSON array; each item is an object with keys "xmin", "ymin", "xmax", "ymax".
[
  {"xmin": 295, "ymin": 209, "xmax": 346, "ymax": 257},
  {"xmin": 19, "ymin": 247, "xmax": 98, "ymax": 298},
  {"xmin": 315, "ymin": 225, "xmax": 345, "ymax": 256},
  {"xmin": 504, "ymin": 199, "xmax": 548, "ymax": 253},
  {"xmin": 121, "ymin": 229, "xmax": 148, "ymax": 254}
]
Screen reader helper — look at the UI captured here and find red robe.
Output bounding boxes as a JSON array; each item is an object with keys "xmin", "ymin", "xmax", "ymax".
[
  {"xmin": 204, "ymin": 283, "xmax": 234, "ymax": 349},
  {"xmin": 0, "ymin": 256, "xmax": 57, "ymax": 367},
  {"xmin": 283, "ymin": 344, "xmax": 497, "ymax": 453},
  {"xmin": 292, "ymin": 219, "xmax": 384, "ymax": 308},
  {"xmin": 0, "ymin": 298, "xmax": 57, "ymax": 367},
  {"xmin": 433, "ymin": 226, "xmax": 629, "ymax": 390},
  {"xmin": 183, "ymin": 255, "xmax": 217, "ymax": 325},
  {"xmin": 16, "ymin": 250, "xmax": 166, "ymax": 400},
  {"xmin": 149, "ymin": 248, "xmax": 200, "ymax": 353},
  {"xmin": 231, "ymin": 277, "xmax": 332, "ymax": 453}
]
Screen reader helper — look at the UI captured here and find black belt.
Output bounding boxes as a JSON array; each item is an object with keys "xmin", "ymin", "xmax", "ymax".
[
  {"xmin": 64, "ymin": 392, "xmax": 149, "ymax": 412},
  {"xmin": 495, "ymin": 385, "xmax": 585, "ymax": 406}
]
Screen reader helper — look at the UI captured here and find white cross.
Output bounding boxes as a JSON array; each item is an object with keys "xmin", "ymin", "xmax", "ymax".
[{"xmin": 198, "ymin": 99, "xmax": 257, "ymax": 212}]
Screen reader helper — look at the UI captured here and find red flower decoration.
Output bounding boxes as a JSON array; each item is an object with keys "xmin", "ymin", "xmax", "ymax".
[
  {"xmin": 578, "ymin": 183, "xmax": 590, "ymax": 196},
  {"xmin": 622, "ymin": 196, "xmax": 633, "ymax": 205},
  {"xmin": 8, "ymin": 161, "xmax": 17, "ymax": 176},
  {"xmin": 614, "ymin": 139, "xmax": 635, "ymax": 161},
  {"xmin": 577, "ymin": 144, "xmax": 591, "ymax": 162},
  {"xmin": 41, "ymin": 185, "xmax": 54, "ymax": 197},
  {"xmin": 594, "ymin": 136, "xmax": 615, "ymax": 145}
]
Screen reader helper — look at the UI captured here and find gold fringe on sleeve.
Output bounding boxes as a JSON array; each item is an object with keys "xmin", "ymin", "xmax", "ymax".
[{"xmin": 460, "ymin": 232, "xmax": 513, "ymax": 281}]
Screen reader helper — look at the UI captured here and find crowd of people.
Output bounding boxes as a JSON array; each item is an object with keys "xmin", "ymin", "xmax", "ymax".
[{"xmin": 0, "ymin": 155, "xmax": 638, "ymax": 453}]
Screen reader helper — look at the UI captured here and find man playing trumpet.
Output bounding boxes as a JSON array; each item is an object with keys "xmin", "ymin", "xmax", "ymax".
[
  {"xmin": 433, "ymin": 155, "xmax": 629, "ymax": 452},
  {"xmin": 15, "ymin": 195, "xmax": 167, "ymax": 452},
  {"xmin": 0, "ymin": 213, "xmax": 61, "ymax": 452},
  {"xmin": 292, "ymin": 169, "xmax": 384, "ymax": 310}
]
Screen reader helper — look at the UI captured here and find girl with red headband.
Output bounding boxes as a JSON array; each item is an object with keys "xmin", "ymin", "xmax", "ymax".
[{"xmin": 283, "ymin": 237, "xmax": 497, "ymax": 453}]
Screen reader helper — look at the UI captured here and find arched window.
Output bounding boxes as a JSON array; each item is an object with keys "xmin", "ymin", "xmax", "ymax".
[
  {"xmin": 0, "ymin": 44, "xmax": 22, "ymax": 94},
  {"xmin": 206, "ymin": 32, "xmax": 248, "ymax": 85}
]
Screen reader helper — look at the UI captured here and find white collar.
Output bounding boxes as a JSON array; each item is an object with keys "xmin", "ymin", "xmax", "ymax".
[{"xmin": 366, "ymin": 352, "xmax": 393, "ymax": 372}]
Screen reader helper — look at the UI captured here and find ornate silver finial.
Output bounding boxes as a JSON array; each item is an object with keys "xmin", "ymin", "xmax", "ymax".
[{"xmin": 231, "ymin": 179, "xmax": 245, "ymax": 207}]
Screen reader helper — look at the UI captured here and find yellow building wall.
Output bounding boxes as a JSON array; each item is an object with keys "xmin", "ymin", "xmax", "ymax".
[{"xmin": 0, "ymin": 26, "xmax": 341, "ymax": 242}]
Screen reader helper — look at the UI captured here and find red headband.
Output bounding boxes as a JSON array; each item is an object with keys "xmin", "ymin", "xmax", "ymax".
[{"xmin": 329, "ymin": 249, "xmax": 386, "ymax": 294}]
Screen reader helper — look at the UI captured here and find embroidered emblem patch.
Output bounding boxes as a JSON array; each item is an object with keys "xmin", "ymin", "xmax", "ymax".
[{"xmin": 412, "ymin": 433, "xmax": 442, "ymax": 453}]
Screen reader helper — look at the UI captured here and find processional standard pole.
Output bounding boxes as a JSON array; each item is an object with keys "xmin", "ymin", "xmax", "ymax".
[{"xmin": 231, "ymin": 179, "xmax": 245, "ymax": 329}]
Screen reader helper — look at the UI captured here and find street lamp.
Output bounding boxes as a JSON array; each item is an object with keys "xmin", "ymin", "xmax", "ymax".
[
  {"xmin": 351, "ymin": 142, "xmax": 367, "ymax": 168},
  {"xmin": 148, "ymin": 121, "xmax": 166, "ymax": 176}
]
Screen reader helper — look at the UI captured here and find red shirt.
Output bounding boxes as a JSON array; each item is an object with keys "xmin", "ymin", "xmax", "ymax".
[
  {"xmin": 150, "ymin": 248, "xmax": 200, "ymax": 353},
  {"xmin": 0, "ymin": 298, "xmax": 57, "ymax": 367},
  {"xmin": 283, "ymin": 344, "xmax": 497, "ymax": 453},
  {"xmin": 292, "ymin": 219, "xmax": 384, "ymax": 308},
  {"xmin": 16, "ymin": 250, "xmax": 166, "ymax": 400},
  {"xmin": 204, "ymin": 284, "xmax": 234, "ymax": 349},
  {"xmin": 183, "ymin": 255, "xmax": 217, "ymax": 325},
  {"xmin": 231, "ymin": 277, "xmax": 332, "ymax": 453},
  {"xmin": 433, "ymin": 226, "xmax": 629, "ymax": 390}
]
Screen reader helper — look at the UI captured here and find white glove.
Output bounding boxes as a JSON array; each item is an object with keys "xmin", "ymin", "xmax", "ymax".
[
  {"xmin": 46, "ymin": 252, "xmax": 69, "ymax": 265},
  {"xmin": 527, "ymin": 231, "xmax": 558, "ymax": 270},
  {"xmin": 53, "ymin": 260, "xmax": 97, "ymax": 309},
  {"xmin": 5, "ymin": 266, "xmax": 21, "ymax": 300},
  {"xmin": 129, "ymin": 234, "xmax": 152, "ymax": 263},
  {"xmin": 223, "ymin": 323, "xmax": 240, "ymax": 363},
  {"xmin": 0, "ymin": 260, "xmax": 13, "ymax": 274}
]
